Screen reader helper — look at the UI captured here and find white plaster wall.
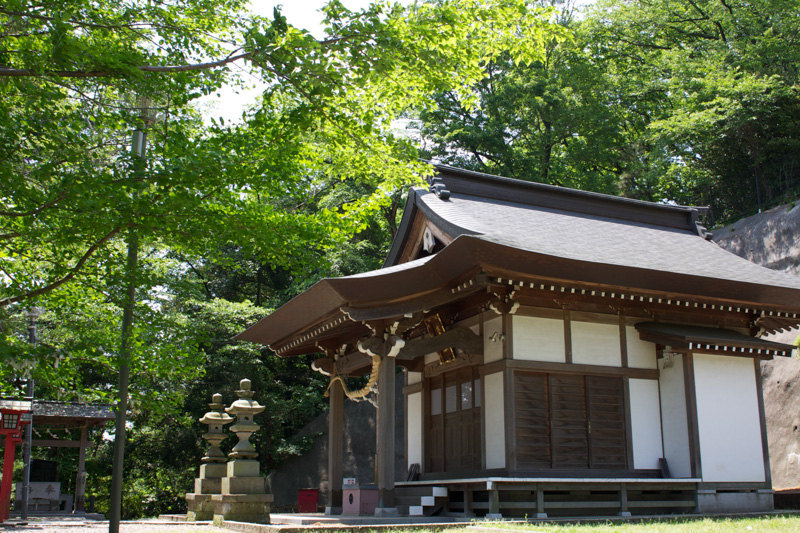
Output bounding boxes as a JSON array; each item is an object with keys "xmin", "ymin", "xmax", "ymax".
[
  {"xmin": 484, "ymin": 372, "xmax": 506, "ymax": 468},
  {"xmin": 571, "ymin": 321, "xmax": 622, "ymax": 367},
  {"xmin": 659, "ymin": 355, "xmax": 693, "ymax": 477},
  {"xmin": 627, "ymin": 326, "xmax": 657, "ymax": 369},
  {"xmin": 512, "ymin": 316, "xmax": 565, "ymax": 362},
  {"xmin": 694, "ymin": 354, "xmax": 765, "ymax": 482},
  {"xmin": 629, "ymin": 378, "xmax": 664, "ymax": 470},
  {"xmin": 407, "ymin": 371, "xmax": 422, "ymax": 385},
  {"xmin": 483, "ymin": 315, "xmax": 504, "ymax": 363},
  {"xmin": 407, "ymin": 392, "xmax": 423, "ymax": 469}
]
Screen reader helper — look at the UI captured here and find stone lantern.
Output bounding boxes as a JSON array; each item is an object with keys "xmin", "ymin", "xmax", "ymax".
[
  {"xmin": 186, "ymin": 393, "xmax": 233, "ymax": 521},
  {"xmin": 225, "ymin": 379, "xmax": 264, "ymax": 461},
  {"xmin": 201, "ymin": 393, "xmax": 233, "ymax": 464},
  {"xmin": 211, "ymin": 379, "xmax": 273, "ymax": 525}
]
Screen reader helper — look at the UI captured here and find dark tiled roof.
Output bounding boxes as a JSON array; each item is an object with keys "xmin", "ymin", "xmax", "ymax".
[
  {"xmin": 238, "ymin": 165, "xmax": 800, "ymax": 352},
  {"xmin": 412, "ymin": 188, "xmax": 800, "ymax": 291},
  {"xmin": 33, "ymin": 401, "xmax": 114, "ymax": 421},
  {"xmin": 383, "ymin": 165, "xmax": 800, "ymax": 291}
]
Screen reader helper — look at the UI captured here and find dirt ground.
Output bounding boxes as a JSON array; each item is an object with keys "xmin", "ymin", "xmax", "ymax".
[{"xmin": 6, "ymin": 518, "xmax": 229, "ymax": 533}]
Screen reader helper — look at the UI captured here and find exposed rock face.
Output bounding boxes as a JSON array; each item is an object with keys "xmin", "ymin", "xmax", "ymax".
[
  {"xmin": 760, "ymin": 352, "xmax": 800, "ymax": 490},
  {"xmin": 714, "ymin": 203, "xmax": 800, "ymax": 276},
  {"xmin": 715, "ymin": 203, "xmax": 800, "ymax": 489}
]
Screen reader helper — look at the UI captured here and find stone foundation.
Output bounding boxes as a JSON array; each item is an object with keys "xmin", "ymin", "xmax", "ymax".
[
  {"xmin": 211, "ymin": 493, "xmax": 274, "ymax": 525},
  {"xmin": 696, "ymin": 489, "xmax": 774, "ymax": 513},
  {"xmin": 185, "ymin": 493, "xmax": 213, "ymax": 521}
]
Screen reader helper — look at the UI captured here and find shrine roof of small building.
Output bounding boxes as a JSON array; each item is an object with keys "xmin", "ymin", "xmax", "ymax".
[
  {"xmin": 236, "ymin": 165, "xmax": 800, "ymax": 354},
  {"xmin": 33, "ymin": 400, "xmax": 114, "ymax": 427}
]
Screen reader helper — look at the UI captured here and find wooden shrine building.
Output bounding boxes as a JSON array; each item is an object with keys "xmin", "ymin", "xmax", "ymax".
[
  {"xmin": 26, "ymin": 401, "xmax": 113, "ymax": 512},
  {"xmin": 237, "ymin": 165, "xmax": 800, "ymax": 518}
]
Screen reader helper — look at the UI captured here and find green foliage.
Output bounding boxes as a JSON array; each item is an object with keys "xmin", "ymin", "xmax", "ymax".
[
  {"xmin": 2, "ymin": 0, "xmax": 566, "ymax": 404},
  {"xmin": 587, "ymin": 0, "xmax": 800, "ymax": 223},
  {"xmin": 0, "ymin": 0, "xmax": 566, "ymax": 519},
  {"xmin": 417, "ymin": 1, "xmax": 642, "ymax": 195},
  {"xmin": 418, "ymin": 0, "xmax": 800, "ymax": 224},
  {"xmin": 1, "ymin": 0, "xmax": 564, "ymax": 308}
]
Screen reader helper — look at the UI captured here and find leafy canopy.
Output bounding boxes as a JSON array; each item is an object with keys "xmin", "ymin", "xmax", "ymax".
[{"xmin": 1, "ymin": 0, "xmax": 564, "ymax": 310}]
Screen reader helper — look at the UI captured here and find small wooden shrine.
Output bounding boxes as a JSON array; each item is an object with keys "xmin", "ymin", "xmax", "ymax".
[
  {"xmin": 237, "ymin": 165, "xmax": 800, "ymax": 517},
  {"xmin": 29, "ymin": 401, "xmax": 113, "ymax": 512}
]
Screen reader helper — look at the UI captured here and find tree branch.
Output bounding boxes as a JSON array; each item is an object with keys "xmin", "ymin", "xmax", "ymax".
[
  {"xmin": 0, "ymin": 232, "xmax": 22, "ymax": 242},
  {"xmin": 0, "ymin": 225, "xmax": 130, "ymax": 307},
  {"xmin": 0, "ymin": 52, "xmax": 251, "ymax": 78},
  {"xmin": 0, "ymin": 190, "xmax": 69, "ymax": 217},
  {"xmin": 181, "ymin": 256, "xmax": 214, "ymax": 300}
]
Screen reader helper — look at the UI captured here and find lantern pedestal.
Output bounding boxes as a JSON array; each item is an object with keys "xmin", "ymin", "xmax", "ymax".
[
  {"xmin": 212, "ymin": 460, "xmax": 274, "ymax": 522},
  {"xmin": 186, "ymin": 394, "xmax": 232, "ymax": 521},
  {"xmin": 211, "ymin": 379, "xmax": 272, "ymax": 525},
  {"xmin": 187, "ymin": 463, "xmax": 229, "ymax": 519}
]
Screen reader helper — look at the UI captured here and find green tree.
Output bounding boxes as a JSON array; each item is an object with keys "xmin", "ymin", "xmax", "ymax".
[
  {"xmin": 587, "ymin": 0, "xmax": 800, "ymax": 222},
  {"xmin": 416, "ymin": 1, "xmax": 628, "ymax": 193},
  {"xmin": 2, "ymin": 0, "xmax": 564, "ymax": 522}
]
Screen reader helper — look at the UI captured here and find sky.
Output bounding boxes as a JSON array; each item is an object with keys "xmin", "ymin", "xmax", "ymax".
[
  {"xmin": 202, "ymin": 0, "xmax": 594, "ymax": 122},
  {"xmin": 254, "ymin": 0, "xmax": 378, "ymax": 37},
  {"xmin": 199, "ymin": 1, "xmax": 380, "ymax": 122}
]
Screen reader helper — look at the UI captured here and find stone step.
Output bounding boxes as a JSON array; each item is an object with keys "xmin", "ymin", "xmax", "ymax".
[
  {"xmin": 409, "ymin": 505, "xmax": 424, "ymax": 516},
  {"xmin": 431, "ymin": 487, "xmax": 448, "ymax": 498},
  {"xmin": 420, "ymin": 496, "xmax": 436, "ymax": 507}
]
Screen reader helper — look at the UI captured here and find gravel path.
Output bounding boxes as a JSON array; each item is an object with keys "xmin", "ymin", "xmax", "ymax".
[{"xmin": 8, "ymin": 518, "xmax": 231, "ymax": 533}]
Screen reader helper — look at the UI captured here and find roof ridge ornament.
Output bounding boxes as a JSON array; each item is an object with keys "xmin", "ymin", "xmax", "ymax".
[
  {"xmin": 690, "ymin": 210, "xmax": 713, "ymax": 240},
  {"xmin": 428, "ymin": 176, "xmax": 450, "ymax": 200}
]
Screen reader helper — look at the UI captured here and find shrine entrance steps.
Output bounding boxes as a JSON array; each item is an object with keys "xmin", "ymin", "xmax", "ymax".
[{"xmin": 395, "ymin": 486, "xmax": 448, "ymax": 516}]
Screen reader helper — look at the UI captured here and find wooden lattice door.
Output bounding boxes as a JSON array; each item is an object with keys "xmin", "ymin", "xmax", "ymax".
[{"xmin": 425, "ymin": 366, "xmax": 481, "ymax": 473}]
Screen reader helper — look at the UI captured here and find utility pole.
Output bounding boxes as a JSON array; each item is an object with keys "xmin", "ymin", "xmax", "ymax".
[
  {"xmin": 21, "ymin": 306, "xmax": 43, "ymax": 520},
  {"xmin": 109, "ymin": 98, "xmax": 153, "ymax": 533}
]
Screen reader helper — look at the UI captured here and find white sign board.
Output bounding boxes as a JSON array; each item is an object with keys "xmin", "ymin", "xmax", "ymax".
[{"xmin": 15, "ymin": 482, "xmax": 61, "ymax": 500}]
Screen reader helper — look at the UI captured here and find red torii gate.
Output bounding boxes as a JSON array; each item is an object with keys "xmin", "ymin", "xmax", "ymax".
[
  {"xmin": 0, "ymin": 399, "xmax": 32, "ymax": 523},
  {"xmin": 0, "ymin": 400, "xmax": 113, "ymax": 520}
]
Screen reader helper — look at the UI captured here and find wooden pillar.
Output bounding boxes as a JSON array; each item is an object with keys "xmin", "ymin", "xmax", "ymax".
[
  {"xmin": 618, "ymin": 483, "xmax": 630, "ymax": 517},
  {"xmin": 326, "ymin": 380, "xmax": 344, "ymax": 515},
  {"xmin": 464, "ymin": 488, "xmax": 474, "ymax": 517},
  {"xmin": 535, "ymin": 484, "xmax": 547, "ymax": 518},
  {"xmin": 754, "ymin": 359, "xmax": 773, "ymax": 489},
  {"xmin": 487, "ymin": 483, "xmax": 501, "ymax": 518},
  {"xmin": 375, "ymin": 354, "xmax": 397, "ymax": 515},
  {"xmin": 74, "ymin": 423, "xmax": 88, "ymax": 513},
  {"xmin": 0, "ymin": 435, "xmax": 17, "ymax": 521},
  {"xmin": 683, "ymin": 353, "xmax": 702, "ymax": 479}
]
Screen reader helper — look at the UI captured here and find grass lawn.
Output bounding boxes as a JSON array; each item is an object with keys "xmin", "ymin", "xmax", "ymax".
[{"xmin": 466, "ymin": 514, "xmax": 800, "ymax": 532}]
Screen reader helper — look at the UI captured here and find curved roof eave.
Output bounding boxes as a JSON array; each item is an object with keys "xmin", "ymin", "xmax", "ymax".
[
  {"xmin": 236, "ymin": 235, "xmax": 800, "ymax": 350},
  {"xmin": 235, "ymin": 238, "xmax": 483, "ymax": 347}
]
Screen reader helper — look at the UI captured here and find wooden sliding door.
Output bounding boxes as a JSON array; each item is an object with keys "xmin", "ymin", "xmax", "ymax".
[{"xmin": 515, "ymin": 372, "xmax": 627, "ymax": 471}]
